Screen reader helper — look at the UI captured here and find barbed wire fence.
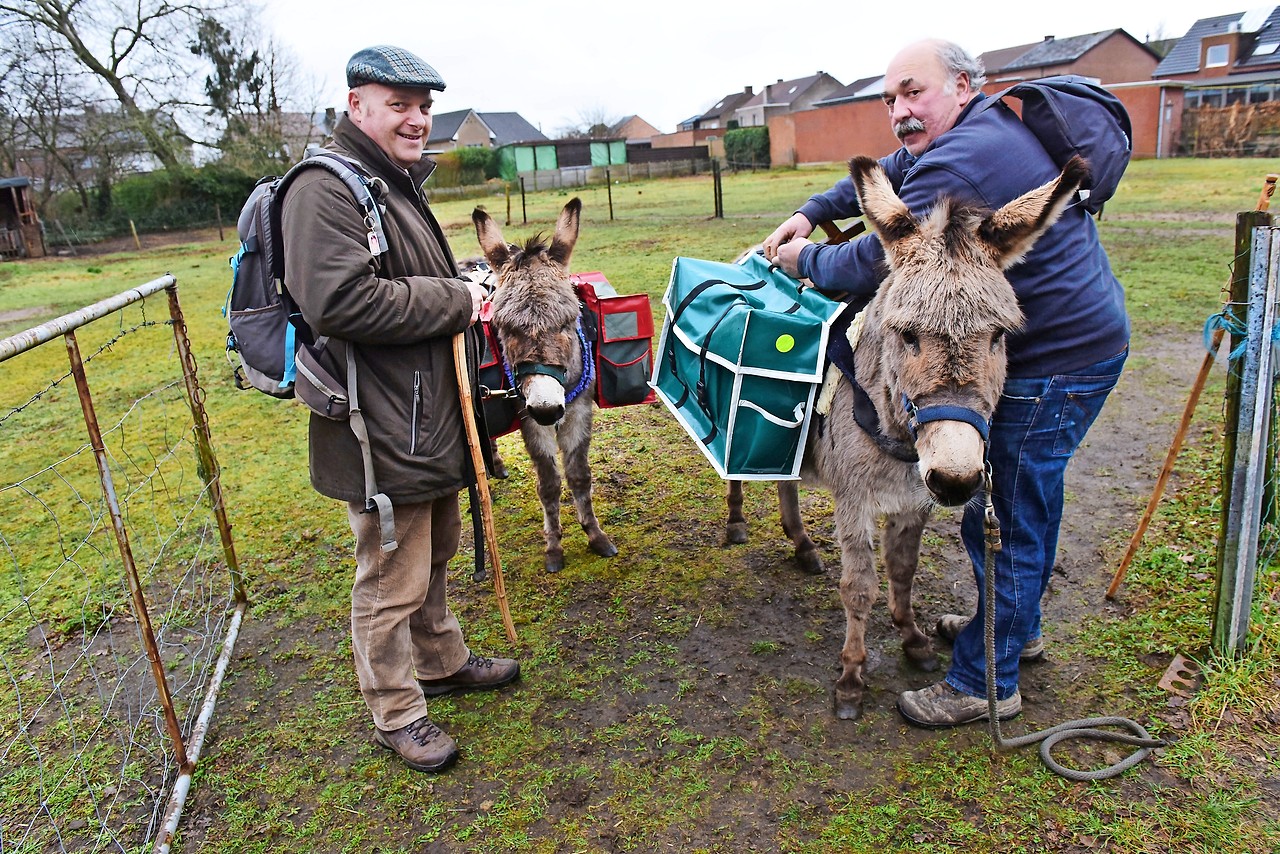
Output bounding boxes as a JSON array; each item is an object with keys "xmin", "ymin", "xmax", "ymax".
[{"xmin": 0, "ymin": 276, "xmax": 246, "ymax": 854}]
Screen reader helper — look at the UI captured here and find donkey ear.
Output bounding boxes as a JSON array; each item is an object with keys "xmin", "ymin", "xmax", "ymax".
[
  {"xmin": 548, "ymin": 197, "xmax": 582, "ymax": 266},
  {"xmin": 978, "ymin": 155, "xmax": 1090, "ymax": 270},
  {"xmin": 472, "ymin": 207, "xmax": 510, "ymax": 269},
  {"xmin": 849, "ymin": 156, "xmax": 916, "ymax": 257}
]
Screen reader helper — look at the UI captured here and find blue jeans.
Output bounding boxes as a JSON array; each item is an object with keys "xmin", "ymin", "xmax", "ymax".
[{"xmin": 947, "ymin": 349, "xmax": 1127, "ymax": 700}]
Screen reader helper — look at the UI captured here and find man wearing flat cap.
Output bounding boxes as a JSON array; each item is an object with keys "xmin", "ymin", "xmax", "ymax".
[{"xmin": 281, "ymin": 44, "xmax": 519, "ymax": 774}]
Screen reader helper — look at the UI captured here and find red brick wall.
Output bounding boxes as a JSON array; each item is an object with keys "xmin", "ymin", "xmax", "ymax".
[
  {"xmin": 1110, "ymin": 83, "xmax": 1184, "ymax": 159},
  {"xmin": 771, "ymin": 99, "xmax": 900, "ymax": 165}
]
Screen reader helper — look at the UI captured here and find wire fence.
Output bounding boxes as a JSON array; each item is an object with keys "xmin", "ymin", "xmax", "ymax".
[{"xmin": 0, "ymin": 277, "xmax": 245, "ymax": 853}]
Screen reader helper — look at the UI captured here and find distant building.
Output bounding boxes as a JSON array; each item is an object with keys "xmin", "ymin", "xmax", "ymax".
[
  {"xmin": 427, "ymin": 110, "xmax": 547, "ymax": 151},
  {"xmin": 732, "ymin": 72, "xmax": 844, "ymax": 128},
  {"xmin": 0, "ymin": 177, "xmax": 46, "ymax": 259},
  {"xmin": 1155, "ymin": 8, "xmax": 1280, "ymax": 105},
  {"xmin": 608, "ymin": 115, "xmax": 661, "ymax": 143}
]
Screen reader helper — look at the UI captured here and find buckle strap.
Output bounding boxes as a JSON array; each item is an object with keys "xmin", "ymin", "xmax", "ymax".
[{"xmin": 346, "ymin": 345, "xmax": 397, "ymax": 552}]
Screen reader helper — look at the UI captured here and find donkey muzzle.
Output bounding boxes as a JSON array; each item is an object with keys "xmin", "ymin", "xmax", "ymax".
[
  {"xmin": 915, "ymin": 420, "xmax": 987, "ymax": 507},
  {"xmin": 521, "ymin": 374, "xmax": 567, "ymax": 425}
]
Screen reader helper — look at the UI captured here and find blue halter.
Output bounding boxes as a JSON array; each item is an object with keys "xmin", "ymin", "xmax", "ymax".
[{"xmin": 503, "ymin": 318, "xmax": 594, "ymax": 406}]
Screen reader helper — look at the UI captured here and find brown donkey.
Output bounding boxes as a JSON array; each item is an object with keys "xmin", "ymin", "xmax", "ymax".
[
  {"xmin": 739, "ymin": 155, "xmax": 1088, "ymax": 720},
  {"xmin": 472, "ymin": 198, "xmax": 617, "ymax": 573}
]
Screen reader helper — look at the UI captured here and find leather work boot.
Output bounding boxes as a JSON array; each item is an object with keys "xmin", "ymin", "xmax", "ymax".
[
  {"xmin": 419, "ymin": 651, "xmax": 521, "ymax": 697},
  {"xmin": 897, "ymin": 681, "xmax": 1022, "ymax": 729},
  {"xmin": 935, "ymin": 613, "xmax": 1046, "ymax": 662},
  {"xmin": 374, "ymin": 716, "xmax": 458, "ymax": 773}
]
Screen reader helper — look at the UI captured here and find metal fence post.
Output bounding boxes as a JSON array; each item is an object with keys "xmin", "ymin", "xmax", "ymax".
[{"xmin": 1214, "ymin": 214, "xmax": 1276, "ymax": 656}]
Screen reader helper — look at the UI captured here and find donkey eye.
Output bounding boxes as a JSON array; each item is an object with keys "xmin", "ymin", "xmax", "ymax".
[
  {"xmin": 901, "ymin": 329, "xmax": 920, "ymax": 354},
  {"xmin": 991, "ymin": 329, "xmax": 1006, "ymax": 351}
]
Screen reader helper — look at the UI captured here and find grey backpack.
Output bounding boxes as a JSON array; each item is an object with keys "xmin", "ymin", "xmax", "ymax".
[{"xmin": 224, "ymin": 151, "xmax": 399, "ymax": 551}]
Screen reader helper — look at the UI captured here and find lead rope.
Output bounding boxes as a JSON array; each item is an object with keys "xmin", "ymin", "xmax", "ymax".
[{"xmin": 981, "ymin": 465, "xmax": 1167, "ymax": 780}]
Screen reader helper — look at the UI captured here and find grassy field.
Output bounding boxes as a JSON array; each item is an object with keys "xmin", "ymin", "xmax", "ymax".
[{"xmin": 2, "ymin": 157, "xmax": 1279, "ymax": 853}]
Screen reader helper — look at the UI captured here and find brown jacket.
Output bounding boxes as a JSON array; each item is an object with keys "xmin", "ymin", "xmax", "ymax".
[{"xmin": 282, "ymin": 116, "xmax": 474, "ymax": 504}]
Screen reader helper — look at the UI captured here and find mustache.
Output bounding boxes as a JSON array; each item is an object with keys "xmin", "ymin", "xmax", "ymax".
[{"xmin": 894, "ymin": 118, "xmax": 926, "ymax": 140}]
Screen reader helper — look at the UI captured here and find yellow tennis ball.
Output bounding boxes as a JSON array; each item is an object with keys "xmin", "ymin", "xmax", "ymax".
[{"xmin": 776, "ymin": 334, "xmax": 795, "ymax": 353}]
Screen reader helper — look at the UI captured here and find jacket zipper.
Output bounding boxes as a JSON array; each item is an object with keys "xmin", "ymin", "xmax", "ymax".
[{"xmin": 410, "ymin": 371, "xmax": 422, "ymax": 454}]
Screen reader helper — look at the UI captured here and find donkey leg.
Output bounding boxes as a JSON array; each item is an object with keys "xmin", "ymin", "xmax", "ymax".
[
  {"xmin": 778, "ymin": 481, "xmax": 823, "ymax": 574},
  {"xmin": 559, "ymin": 414, "xmax": 617, "ymax": 560},
  {"xmin": 832, "ymin": 511, "xmax": 878, "ymax": 720},
  {"xmin": 725, "ymin": 480, "xmax": 748, "ymax": 544},
  {"xmin": 522, "ymin": 424, "xmax": 566, "ymax": 573},
  {"xmin": 883, "ymin": 507, "xmax": 937, "ymax": 671},
  {"xmin": 488, "ymin": 438, "xmax": 509, "ymax": 480}
]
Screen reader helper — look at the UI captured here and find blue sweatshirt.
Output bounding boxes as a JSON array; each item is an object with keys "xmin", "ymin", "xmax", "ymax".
[{"xmin": 795, "ymin": 94, "xmax": 1128, "ymax": 378}]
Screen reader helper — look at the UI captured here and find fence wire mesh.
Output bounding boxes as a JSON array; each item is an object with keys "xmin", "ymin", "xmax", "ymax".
[{"xmin": 0, "ymin": 283, "xmax": 240, "ymax": 853}]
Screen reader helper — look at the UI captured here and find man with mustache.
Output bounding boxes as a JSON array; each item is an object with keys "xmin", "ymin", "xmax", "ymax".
[{"xmin": 763, "ymin": 39, "xmax": 1129, "ymax": 729}]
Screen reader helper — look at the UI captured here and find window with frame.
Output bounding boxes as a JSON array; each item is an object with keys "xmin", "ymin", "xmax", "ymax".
[{"xmin": 1205, "ymin": 44, "xmax": 1229, "ymax": 68}]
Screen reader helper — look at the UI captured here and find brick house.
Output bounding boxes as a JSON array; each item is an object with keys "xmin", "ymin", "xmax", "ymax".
[
  {"xmin": 772, "ymin": 28, "xmax": 1172, "ymax": 165},
  {"xmin": 426, "ymin": 110, "xmax": 546, "ymax": 151}
]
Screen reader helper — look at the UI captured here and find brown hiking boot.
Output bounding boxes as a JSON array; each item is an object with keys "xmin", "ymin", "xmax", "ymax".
[
  {"xmin": 374, "ymin": 716, "xmax": 458, "ymax": 773},
  {"xmin": 419, "ymin": 651, "xmax": 520, "ymax": 697},
  {"xmin": 935, "ymin": 613, "xmax": 1045, "ymax": 662},
  {"xmin": 897, "ymin": 681, "xmax": 1022, "ymax": 729}
]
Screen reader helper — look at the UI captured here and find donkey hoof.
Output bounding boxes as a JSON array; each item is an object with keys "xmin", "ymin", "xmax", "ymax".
[
  {"xmin": 795, "ymin": 549, "xmax": 824, "ymax": 575},
  {"xmin": 725, "ymin": 523, "xmax": 748, "ymax": 545},
  {"xmin": 544, "ymin": 557, "xmax": 564, "ymax": 573},
  {"xmin": 834, "ymin": 697, "xmax": 863, "ymax": 721},
  {"xmin": 905, "ymin": 645, "xmax": 939, "ymax": 672},
  {"xmin": 590, "ymin": 539, "xmax": 618, "ymax": 558},
  {"xmin": 911, "ymin": 655, "xmax": 940, "ymax": 673},
  {"xmin": 491, "ymin": 462, "xmax": 509, "ymax": 480}
]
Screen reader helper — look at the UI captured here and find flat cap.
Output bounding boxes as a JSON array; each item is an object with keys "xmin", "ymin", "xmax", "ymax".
[{"xmin": 346, "ymin": 45, "xmax": 446, "ymax": 91}]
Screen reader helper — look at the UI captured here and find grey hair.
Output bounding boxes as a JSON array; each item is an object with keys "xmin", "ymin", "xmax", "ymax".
[{"xmin": 936, "ymin": 41, "xmax": 987, "ymax": 92}]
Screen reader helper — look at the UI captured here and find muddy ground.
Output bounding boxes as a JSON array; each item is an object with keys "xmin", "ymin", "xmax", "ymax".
[{"xmin": 167, "ymin": 315, "xmax": 1280, "ymax": 854}]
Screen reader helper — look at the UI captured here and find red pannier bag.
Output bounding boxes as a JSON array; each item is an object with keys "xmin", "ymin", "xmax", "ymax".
[
  {"xmin": 478, "ymin": 318, "xmax": 521, "ymax": 438},
  {"xmin": 571, "ymin": 272, "xmax": 657, "ymax": 408}
]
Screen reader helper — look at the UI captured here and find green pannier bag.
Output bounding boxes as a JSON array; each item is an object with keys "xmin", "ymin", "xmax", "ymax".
[{"xmin": 652, "ymin": 252, "xmax": 847, "ymax": 479}]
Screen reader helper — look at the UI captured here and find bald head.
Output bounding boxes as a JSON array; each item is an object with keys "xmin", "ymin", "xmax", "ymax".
[{"xmin": 881, "ymin": 40, "xmax": 984, "ymax": 156}]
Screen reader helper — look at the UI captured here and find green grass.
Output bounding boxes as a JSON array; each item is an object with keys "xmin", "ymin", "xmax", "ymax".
[{"xmin": 2, "ymin": 158, "xmax": 1279, "ymax": 852}]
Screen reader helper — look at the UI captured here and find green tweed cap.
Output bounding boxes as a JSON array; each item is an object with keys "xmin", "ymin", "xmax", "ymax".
[{"xmin": 346, "ymin": 45, "xmax": 446, "ymax": 91}]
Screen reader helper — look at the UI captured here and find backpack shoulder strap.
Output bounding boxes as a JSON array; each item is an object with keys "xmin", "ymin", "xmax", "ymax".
[{"xmin": 270, "ymin": 152, "xmax": 389, "ymax": 281}]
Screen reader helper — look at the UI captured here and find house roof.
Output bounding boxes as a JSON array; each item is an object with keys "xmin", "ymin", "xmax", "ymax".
[
  {"xmin": 1155, "ymin": 8, "xmax": 1280, "ymax": 75},
  {"xmin": 1238, "ymin": 7, "xmax": 1280, "ymax": 69},
  {"xmin": 762, "ymin": 73, "xmax": 837, "ymax": 106},
  {"xmin": 999, "ymin": 30, "xmax": 1121, "ymax": 71},
  {"xmin": 0, "ymin": 177, "xmax": 32, "ymax": 190},
  {"xmin": 813, "ymin": 75, "xmax": 884, "ymax": 107},
  {"xmin": 482, "ymin": 112, "xmax": 547, "ymax": 145},
  {"xmin": 979, "ymin": 40, "xmax": 1041, "ymax": 74},
  {"xmin": 696, "ymin": 89, "xmax": 755, "ymax": 124},
  {"xmin": 428, "ymin": 109, "xmax": 547, "ymax": 146}
]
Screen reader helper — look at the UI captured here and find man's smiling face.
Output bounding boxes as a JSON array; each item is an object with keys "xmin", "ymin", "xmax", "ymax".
[{"xmin": 348, "ymin": 82, "xmax": 434, "ymax": 170}]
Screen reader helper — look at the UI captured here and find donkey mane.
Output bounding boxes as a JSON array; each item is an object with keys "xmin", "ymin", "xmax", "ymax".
[{"xmin": 507, "ymin": 235, "xmax": 551, "ymax": 268}]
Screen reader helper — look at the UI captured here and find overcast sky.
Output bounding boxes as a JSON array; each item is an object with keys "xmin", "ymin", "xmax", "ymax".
[{"xmin": 264, "ymin": 0, "xmax": 1220, "ymax": 135}]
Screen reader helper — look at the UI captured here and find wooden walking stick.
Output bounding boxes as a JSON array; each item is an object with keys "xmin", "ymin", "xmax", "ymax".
[
  {"xmin": 1106, "ymin": 173, "xmax": 1279, "ymax": 600},
  {"xmin": 453, "ymin": 331, "xmax": 518, "ymax": 642}
]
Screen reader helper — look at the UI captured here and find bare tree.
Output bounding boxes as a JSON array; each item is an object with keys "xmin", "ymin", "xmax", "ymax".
[
  {"xmin": 556, "ymin": 105, "xmax": 622, "ymax": 140},
  {"xmin": 0, "ymin": 0, "xmax": 233, "ymax": 171}
]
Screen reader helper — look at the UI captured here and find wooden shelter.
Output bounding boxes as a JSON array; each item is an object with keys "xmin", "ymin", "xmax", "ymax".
[{"xmin": 0, "ymin": 177, "xmax": 46, "ymax": 259}]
